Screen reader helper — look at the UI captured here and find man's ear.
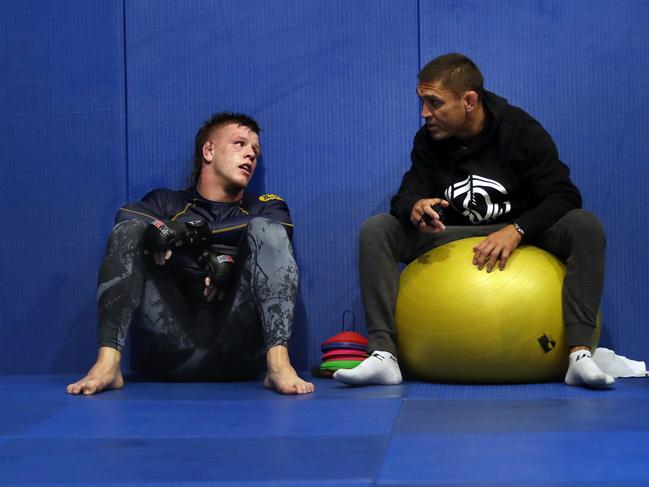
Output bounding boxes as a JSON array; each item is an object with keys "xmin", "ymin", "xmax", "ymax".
[
  {"xmin": 202, "ymin": 140, "xmax": 213, "ymax": 163},
  {"xmin": 463, "ymin": 91, "xmax": 479, "ymax": 113}
]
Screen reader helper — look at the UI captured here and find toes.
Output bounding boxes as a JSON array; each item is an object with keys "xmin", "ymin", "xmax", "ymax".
[
  {"xmin": 67, "ymin": 382, "xmax": 83, "ymax": 395},
  {"xmin": 592, "ymin": 375, "xmax": 615, "ymax": 388},
  {"xmin": 80, "ymin": 379, "xmax": 100, "ymax": 396},
  {"xmin": 296, "ymin": 380, "xmax": 315, "ymax": 394},
  {"xmin": 265, "ymin": 372, "xmax": 315, "ymax": 395}
]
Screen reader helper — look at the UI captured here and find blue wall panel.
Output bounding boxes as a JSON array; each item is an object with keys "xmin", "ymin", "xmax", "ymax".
[
  {"xmin": 0, "ymin": 1, "xmax": 127, "ymax": 372},
  {"xmin": 2, "ymin": 0, "xmax": 647, "ymax": 374},
  {"xmin": 419, "ymin": 0, "xmax": 649, "ymax": 359},
  {"xmin": 124, "ymin": 0, "xmax": 420, "ymax": 370}
]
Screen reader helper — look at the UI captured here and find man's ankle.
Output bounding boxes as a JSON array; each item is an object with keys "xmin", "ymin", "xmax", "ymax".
[
  {"xmin": 266, "ymin": 345, "xmax": 291, "ymax": 372},
  {"xmin": 96, "ymin": 347, "xmax": 122, "ymax": 368}
]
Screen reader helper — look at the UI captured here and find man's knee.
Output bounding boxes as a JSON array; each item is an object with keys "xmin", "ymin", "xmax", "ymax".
[
  {"xmin": 560, "ymin": 209, "xmax": 606, "ymax": 248},
  {"xmin": 107, "ymin": 220, "xmax": 148, "ymax": 250},
  {"xmin": 247, "ymin": 217, "xmax": 290, "ymax": 250},
  {"xmin": 359, "ymin": 213, "xmax": 403, "ymax": 246}
]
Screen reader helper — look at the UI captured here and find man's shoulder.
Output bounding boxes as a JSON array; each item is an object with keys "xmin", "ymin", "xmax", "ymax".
[
  {"xmin": 142, "ymin": 188, "xmax": 193, "ymax": 207},
  {"xmin": 244, "ymin": 192, "xmax": 289, "ymax": 209},
  {"xmin": 487, "ymin": 99, "xmax": 559, "ymax": 158},
  {"xmin": 256, "ymin": 193, "xmax": 286, "ymax": 203},
  {"xmin": 488, "ymin": 92, "xmax": 548, "ymax": 134}
]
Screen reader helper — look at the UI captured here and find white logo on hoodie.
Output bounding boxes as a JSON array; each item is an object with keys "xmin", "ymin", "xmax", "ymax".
[{"xmin": 445, "ymin": 175, "xmax": 512, "ymax": 223}]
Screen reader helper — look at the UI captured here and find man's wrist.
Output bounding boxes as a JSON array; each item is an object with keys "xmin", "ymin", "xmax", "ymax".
[{"xmin": 513, "ymin": 222, "xmax": 525, "ymax": 237}]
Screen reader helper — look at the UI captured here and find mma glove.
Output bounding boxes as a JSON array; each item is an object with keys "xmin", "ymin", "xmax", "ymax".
[
  {"xmin": 143, "ymin": 219, "xmax": 211, "ymax": 253},
  {"xmin": 198, "ymin": 245, "xmax": 237, "ymax": 289}
]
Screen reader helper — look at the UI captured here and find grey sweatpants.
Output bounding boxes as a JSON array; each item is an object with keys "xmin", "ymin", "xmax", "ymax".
[
  {"xmin": 359, "ymin": 209, "xmax": 606, "ymax": 356},
  {"xmin": 97, "ymin": 217, "xmax": 298, "ymax": 380}
]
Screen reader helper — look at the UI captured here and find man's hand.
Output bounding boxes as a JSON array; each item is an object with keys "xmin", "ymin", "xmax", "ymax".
[
  {"xmin": 410, "ymin": 198, "xmax": 449, "ymax": 233},
  {"xmin": 199, "ymin": 250, "xmax": 235, "ymax": 302},
  {"xmin": 472, "ymin": 224, "xmax": 522, "ymax": 272},
  {"xmin": 144, "ymin": 248, "xmax": 173, "ymax": 266},
  {"xmin": 203, "ymin": 276, "xmax": 225, "ymax": 302}
]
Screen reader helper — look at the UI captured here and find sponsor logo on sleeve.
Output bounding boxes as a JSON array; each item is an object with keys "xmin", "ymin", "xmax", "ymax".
[{"xmin": 258, "ymin": 194, "xmax": 285, "ymax": 202}]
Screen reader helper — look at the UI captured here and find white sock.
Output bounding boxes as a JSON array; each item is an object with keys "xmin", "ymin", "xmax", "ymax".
[
  {"xmin": 333, "ymin": 351, "xmax": 402, "ymax": 385},
  {"xmin": 565, "ymin": 350, "xmax": 615, "ymax": 389}
]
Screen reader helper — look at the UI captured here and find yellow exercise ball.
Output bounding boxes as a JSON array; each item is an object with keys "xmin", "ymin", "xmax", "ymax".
[{"xmin": 396, "ymin": 237, "xmax": 600, "ymax": 384}]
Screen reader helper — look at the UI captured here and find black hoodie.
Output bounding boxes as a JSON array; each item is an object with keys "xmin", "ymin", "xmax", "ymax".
[{"xmin": 390, "ymin": 90, "xmax": 582, "ymax": 242}]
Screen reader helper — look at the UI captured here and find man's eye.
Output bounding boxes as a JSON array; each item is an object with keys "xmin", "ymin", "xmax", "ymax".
[{"xmin": 234, "ymin": 141, "xmax": 244, "ymax": 147}]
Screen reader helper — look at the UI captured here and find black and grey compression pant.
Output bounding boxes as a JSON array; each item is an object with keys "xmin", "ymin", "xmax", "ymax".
[{"xmin": 96, "ymin": 217, "xmax": 298, "ymax": 380}]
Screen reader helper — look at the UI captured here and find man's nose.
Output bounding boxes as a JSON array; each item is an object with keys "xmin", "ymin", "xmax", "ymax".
[{"xmin": 421, "ymin": 103, "xmax": 432, "ymax": 118}]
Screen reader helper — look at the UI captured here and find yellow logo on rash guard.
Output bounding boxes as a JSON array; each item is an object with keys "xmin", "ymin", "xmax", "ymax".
[{"xmin": 258, "ymin": 194, "xmax": 284, "ymax": 202}]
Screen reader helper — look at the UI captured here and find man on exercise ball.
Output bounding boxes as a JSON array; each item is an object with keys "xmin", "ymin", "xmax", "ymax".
[{"xmin": 334, "ymin": 53, "xmax": 613, "ymax": 389}]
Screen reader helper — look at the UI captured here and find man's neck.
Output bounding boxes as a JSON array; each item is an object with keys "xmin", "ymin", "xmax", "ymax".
[
  {"xmin": 196, "ymin": 179, "xmax": 244, "ymax": 203},
  {"xmin": 456, "ymin": 103, "xmax": 486, "ymax": 142}
]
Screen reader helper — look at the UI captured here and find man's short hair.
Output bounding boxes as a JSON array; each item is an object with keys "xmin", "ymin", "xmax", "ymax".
[
  {"xmin": 418, "ymin": 53, "xmax": 484, "ymax": 100},
  {"xmin": 190, "ymin": 112, "xmax": 261, "ymax": 187}
]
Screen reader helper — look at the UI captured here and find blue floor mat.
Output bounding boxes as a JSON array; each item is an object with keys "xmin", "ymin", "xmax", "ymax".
[{"xmin": 1, "ymin": 375, "xmax": 648, "ymax": 486}]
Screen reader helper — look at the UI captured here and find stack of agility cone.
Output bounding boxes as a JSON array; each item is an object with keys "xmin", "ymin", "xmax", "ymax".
[{"xmin": 316, "ymin": 310, "xmax": 368, "ymax": 377}]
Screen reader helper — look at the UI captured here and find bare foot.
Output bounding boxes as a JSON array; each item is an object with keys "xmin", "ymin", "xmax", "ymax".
[
  {"xmin": 264, "ymin": 345, "xmax": 315, "ymax": 395},
  {"xmin": 66, "ymin": 347, "xmax": 124, "ymax": 396},
  {"xmin": 264, "ymin": 366, "xmax": 314, "ymax": 395}
]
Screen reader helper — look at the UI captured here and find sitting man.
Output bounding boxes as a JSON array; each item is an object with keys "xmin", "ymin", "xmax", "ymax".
[
  {"xmin": 67, "ymin": 112, "xmax": 314, "ymax": 395},
  {"xmin": 334, "ymin": 53, "xmax": 613, "ymax": 389}
]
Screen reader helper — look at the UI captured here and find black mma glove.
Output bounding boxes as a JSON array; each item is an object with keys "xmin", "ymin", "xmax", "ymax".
[
  {"xmin": 198, "ymin": 247, "xmax": 237, "ymax": 289},
  {"xmin": 143, "ymin": 219, "xmax": 211, "ymax": 253}
]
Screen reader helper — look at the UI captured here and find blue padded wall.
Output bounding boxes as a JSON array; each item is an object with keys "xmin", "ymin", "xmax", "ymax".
[
  {"xmin": 124, "ymin": 0, "xmax": 420, "ymax": 370},
  {"xmin": 0, "ymin": 1, "xmax": 127, "ymax": 372},
  {"xmin": 419, "ymin": 0, "xmax": 649, "ymax": 360},
  {"xmin": 2, "ymin": 0, "xmax": 648, "ymax": 373}
]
